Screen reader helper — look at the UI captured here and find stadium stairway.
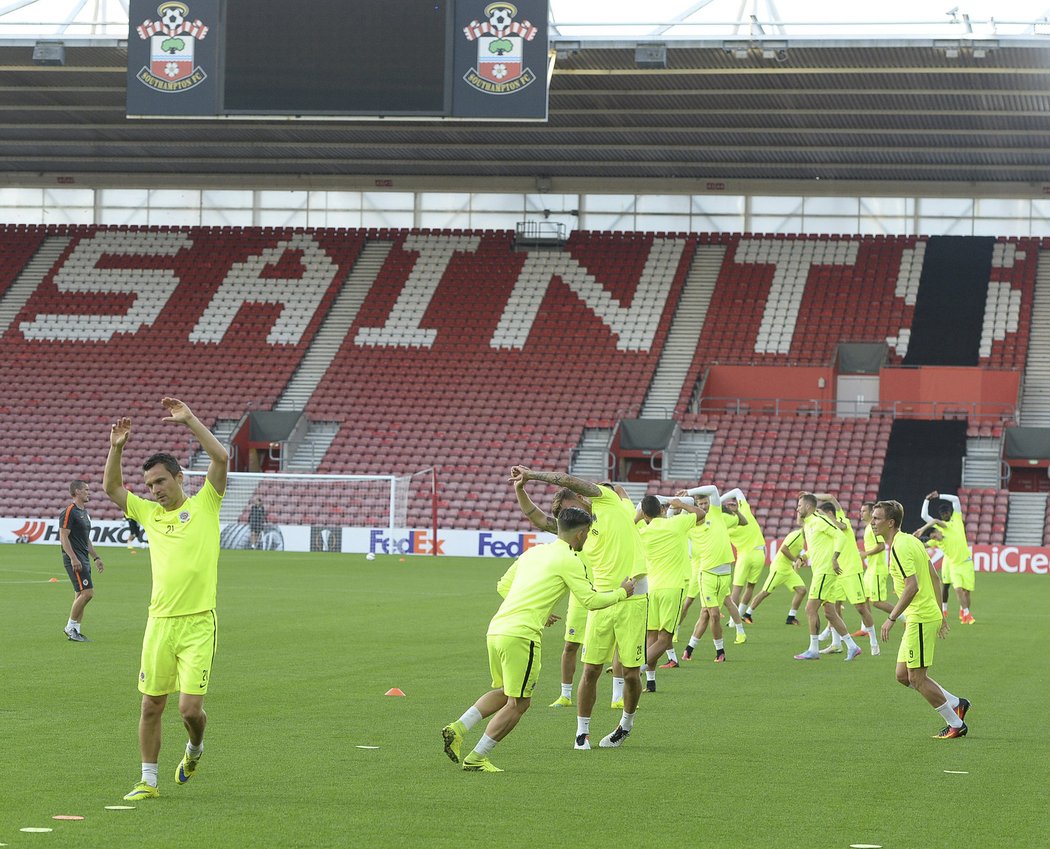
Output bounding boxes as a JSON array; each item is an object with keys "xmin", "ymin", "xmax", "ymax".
[
  {"xmin": 878, "ymin": 419, "xmax": 967, "ymax": 533},
  {"xmin": 1005, "ymin": 492, "xmax": 1048, "ymax": 545},
  {"xmin": 640, "ymin": 243, "xmax": 724, "ymax": 418},
  {"xmin": 0, "ymin": 234, "xmax": 66, "ymax": 329},
  {"xmin": 569, "ymin": 427, "xmax": 613, "ymax": 480},
  {"xmin": 665, "ymin": 427, "xmax": 715, "ymax": 482},
  {"xmin": 1018, "ymin": 246, "xmax": 1050, "ymax": 426},
  {"xmin": 274, "ymin": 236, "xmax": 381, "ymax": 412},
  {"xmin": 961, "ymin": 435, "xmax": 1003, "ymax": 488},
  {"xmin": 903, "ymin": 236, "xmax": 993, "ymax": 366}
]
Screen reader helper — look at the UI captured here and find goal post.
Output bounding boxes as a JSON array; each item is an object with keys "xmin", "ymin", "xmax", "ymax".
[{"xmin": 182, "ymin": 470, "xmax": 436, "ymax": 552}]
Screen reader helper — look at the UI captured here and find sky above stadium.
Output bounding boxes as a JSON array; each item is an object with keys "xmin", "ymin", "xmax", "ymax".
[{"xmin": 1, "ymin": 0, "xmax": 1049, "ymax": 37}]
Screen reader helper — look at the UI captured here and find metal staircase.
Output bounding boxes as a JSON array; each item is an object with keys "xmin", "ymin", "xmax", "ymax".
[
  {"xmin": 961, "ymin": 437, "xmax": 1002, "ymax": 488},
  {"xmin": 0, "ymin": 236, "xmax": 70, "ymax": 331},
  {"xmin": 666, "ymin": 429, "xmax": 716, "ymax": 482},
  {"xmin": 640, "ymin": 244, "xmax": 726, "ymax": 418},
  {"xmin": 187, "ymin": 418, "xmax": 241, "ymax": 470},
  {"xmin": 1005, "ymin": 492, "xmax": 1048, "ymax": 545},
  {"xmin": 275, "ymin": 241, "xmax": 394, "ymax": 412},
  {"xmin": 569, "ymin": 428, "xmax": 613, "ymax": 480},
  {"xmin": 1018, "ymin": 248, "xmax": 1050, "ymax": 426}
]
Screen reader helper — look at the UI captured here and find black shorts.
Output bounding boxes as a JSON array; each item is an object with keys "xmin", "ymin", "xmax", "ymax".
[{"xmin": 63, "ymin": 558, "xmax": 92, "ymax": 592}]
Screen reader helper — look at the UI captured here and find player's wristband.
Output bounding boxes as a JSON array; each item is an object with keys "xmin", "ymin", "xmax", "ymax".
[{"xmin": 888, "ymin": 617, "xmax": 897, "ymax": 623}]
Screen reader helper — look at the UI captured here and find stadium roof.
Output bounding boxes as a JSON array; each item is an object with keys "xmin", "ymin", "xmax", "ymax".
[{"xmin": 3, "ymin": 34, "xmax": 1050, "ymax": 194}]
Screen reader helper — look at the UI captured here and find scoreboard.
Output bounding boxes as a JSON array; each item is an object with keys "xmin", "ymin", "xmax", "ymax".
[{"xmin": 126, "ymin": 0, "xmax": 549, "ymax": 120}]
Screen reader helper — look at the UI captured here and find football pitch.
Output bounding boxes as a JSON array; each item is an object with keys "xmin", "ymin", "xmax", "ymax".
[{"xmin": 2, "ymin": 546, "xmax": 1046, "ymax": 849}]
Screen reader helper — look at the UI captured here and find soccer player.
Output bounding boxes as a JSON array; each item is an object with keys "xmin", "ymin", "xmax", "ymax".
[
  {"xmin": 921, "ymin": 492, "xmax": 976, "ymax": 624},
  {"xmin": 248, "ymin": 496, "xmax": 266, "ymax": 550},
  {"xmin": 510, "ymin": 466, "xmax": 648, "ymax": 750},
  {"xmin": 59, "ymin": 479, "xmax": 104, "ymax": 642},
  {"xmin": 441, "ymin": 508, "xmax": 634, "ymax": 772},
  {"xmin": 103, "ymin": 398, "xmax": 228, "ymax": 801},
  {"xmin": 722, "ymin": 487, "xmax": 767, "ymax": 624},
  {"xmin": 636, "ymin": 495, "xmax": 699, "ymax": 692},
  {"xmin": 793, "ymin": 493, "xmax": 862, "ymax": 661},
  {"xmin": 872, "ymin": 500, "xmax": 970, "ymax": 738},
  {"xmin": 511, "ymin": 477, "xmax": 593, "ymax": 708},
  {"xmin": 860, "ymin": 501, "xmax": 894, "ymax": 617},
  {"xmin": 747, "ymin": 520, "xmax": 807, "ymax": 625},
  {"xmin": 820, "ymin": 500, "xmax": 879, "ymax": 656},
  {"xmin": 680, "ymin": 484, "xmax": 745, "ymax": 662}
]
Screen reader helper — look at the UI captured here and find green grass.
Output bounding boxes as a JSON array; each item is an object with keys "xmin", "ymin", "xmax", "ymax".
[{"xmin": 1, "ymin": 546, "xmax": 1046, "ymax": 849}]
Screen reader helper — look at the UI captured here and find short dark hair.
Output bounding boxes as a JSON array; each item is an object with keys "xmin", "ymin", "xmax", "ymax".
[
  {"xmin": 143, "ymin": 453, "xmax": 181, "ymax": 477},
  {"xmin": 640, "ymin": 495, "xmax": 663, "ymax": 519},
  {"xmin": 818, "ymin": 501, "xmax": 836, "ymax": 515},
  {"xmin": 551, "ymin": 488, "xmax": 584, "ymax": 518},
  {"xmin": 798, "ymin": 492, "xmax": 817, "ymax": 508},
  {"xmin": 861, "ymin": 501, "xmax": 876, "ymax": 511},
  {"xmin": 557, "ymin": 507, "xmax": 594, "ymax": 534},
  {"xmin": 938, "ymin": 502, "xmax": 954, "ymax": 519},
  {"xmin": 69, "ymin": 479, "xmax": 87, "ymax": 496}
]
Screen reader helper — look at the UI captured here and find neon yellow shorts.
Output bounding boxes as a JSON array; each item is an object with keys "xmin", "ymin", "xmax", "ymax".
[
  {"xmin": 761, "ymin": 562, "xmax": 805, "ymax": 594},
  {"xmin": 139, "ymin": 611, "xmax": 217, "ymax": 697},
  {"xmin": 647, "ymin": 587, "xmax": 684, "ymax": 634},
  {"xmin": 865, "ymin": 569, "xmax": 888, "ymax": 602},
  {"xmin": 564, "ymin": 592, "xmax": 587, "ymax": 645},
  {"xmin": 897, "ymin": 618, "xmax": 940, "ymax": 669},
  {"xmin": 700, "ymin": 572, "xmax": 732, "ymax": 609},
  {"xmin": 939, "ymin": 557, "xmax": 953, "ymax": 585},
  {"xmin": 838, "ymin": 572, "xmax": 867, "ymax": 605},
  {"xmin": 687, "ymin": 558, "xmax": 702, "ymax": 598},
  {"xmin": 733, "ymin": 548, "xmax": 766, "ymax": 587},
  {"xmin": 951, "ymin": 559, "xmax": 975, "ymax": 591},
  {"xmin": 581, "ymin": 598, "xmax": 647, "ymax": 668},
  {"xmin": 487, "ymin": 633, "xmax": 540, "ymax": 698},
  {"xmin": 810, "ymin": 572, "xmax": 843, "ymax": 603}
]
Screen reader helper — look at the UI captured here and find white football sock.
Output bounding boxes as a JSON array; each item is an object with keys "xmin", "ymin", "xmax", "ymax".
[{"xmin": 141, "ymin": 763, "xmax": 159, "ymax": 787}]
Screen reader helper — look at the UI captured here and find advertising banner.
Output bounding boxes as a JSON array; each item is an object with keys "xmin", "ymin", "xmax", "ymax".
[{"xmin": 3, "ymin": 517, "xmax": 1046, "ymax": 570}]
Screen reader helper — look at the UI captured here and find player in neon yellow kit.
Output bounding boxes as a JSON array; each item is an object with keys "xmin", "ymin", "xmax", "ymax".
[
  {"xmin": 510, "ymin": 479, "xmax": 593, "ymax": 707},
  {"xmin": 747, "ymin": 520, "xmax": 807, "ymax": 624},
  {"xmin": 680, "ymin": 485, "xmax": 746, "ymax": 662},
  {"xmin": 860, "ymin": 501, "xmax": 895, "ymax": 618},
  {"xmin": 873, "ymin": 500, "xmax": 970, "ymax": 739},
  {"xmin": 921, "ymin": 491, "xmax": 976, "ymax": 624},
  {"xmin": 819, "ymin": 500, "xmax": 879, "ymax": 656},
  {"xmin": 103, "ymin": 398, "xmax": 228, "ymax": 802},
  {"xmin": 441, "ymin": 507, "xmax": 634, "ymax": 772},
  {"xmin": 510, "ymin": 466, "xmax": 648, "ymax": 751},
  {"xmin": 636, "ymin": 495, "xmax": 700, "ymax": 691},
  {"xmin": 793, "ymin": 493, "xmax": 862, "ymax": 661},
  {"xmin": 721, "ymin": 488, "xmax": 767, "ymax": 624}
]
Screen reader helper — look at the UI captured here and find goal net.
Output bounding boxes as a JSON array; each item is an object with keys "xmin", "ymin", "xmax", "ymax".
[{"xmin": 183, "ymin": 471, "xmax": 414, "ymax": 551}]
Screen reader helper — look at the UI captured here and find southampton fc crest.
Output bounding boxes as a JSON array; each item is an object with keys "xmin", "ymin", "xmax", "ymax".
[
  {"xmin": 463, "ymin": 3, "xmax": 538, "ymax": 95},
  {"xmin": 135, "ymin": 2, "xmax": 209, "ymax": 92}
]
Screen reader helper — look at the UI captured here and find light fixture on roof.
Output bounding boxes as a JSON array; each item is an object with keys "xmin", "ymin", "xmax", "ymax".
[
  {"xmin": 32, "ymin": 41, "xmax": 65, "ymax": 66},
  {"xmin": 635, "ymin": 43, "xmax": 667, "ymax": 69},
  {"xmin": 760, "ymin": 40, "xmax": 788, "ymax": 61},
  {"xmin": 723, "ymin": 41, "xmax": 750, "ymax": 60},
  {"xmin": 934, "ymin": 39, "xmax": 962, "ymax": 58},
  {"xmin": 553, "ymin": 40, "xmax": 580, "ymax": 62}
]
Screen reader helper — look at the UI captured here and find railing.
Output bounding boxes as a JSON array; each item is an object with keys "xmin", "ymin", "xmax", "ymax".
[
  {"xmin": 515, "ymin": 220, "xmax": 567, "ymax": 245},
  {"xmin": 696, "ymin": 396, "xmax": 1017, "ymax": 423}
]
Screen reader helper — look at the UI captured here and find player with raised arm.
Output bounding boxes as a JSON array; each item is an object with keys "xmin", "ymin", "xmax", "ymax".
[
  {"xmin": 872, "ymin": 500, "xmax": 971, "ymax": 738},
  {"xmin": 746, "ymin": 516, "xmax": 807, "ymax": 625},
  {"xmin": 511, "ymin": 477, "xmax": 593, "ymax": 708},
  {"xmin": 722, "ymin": 488, "xmax": 767, "ymax": 624},
  {"xmin": 59, "ymin": 480, "xmax": 104, "ymax": 641},
  {"xmin": 103, "ymin": 398, "xmax": 228, "ymax": 801},
  {"xmin": 860, "ymin": 501, "xmax": 895, "ymax": 619},
  {"xmin": 819, "ymin": 499, "xmax": 879, "ymax": 656},
  {"xmin": 510, "ymin": 466, "xmax": 648, "ymax": 750},
  {"xmin": 636, "ymin": 495, "xmax": 699, "ymax": 692},
  {"xmin": 680, "ymin": 484, "xmax": 745, "ymax": 662},
  {"xmin": 793, "ymin": 492, "xmax": 862, "ymax": 661},
  {"xmin": 922, "ymin": 492, "xmax": 976, "ymax": 624},
  {"xmin": 441, "ymin": 507, "xmax": 634, "ymax": 772}
]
